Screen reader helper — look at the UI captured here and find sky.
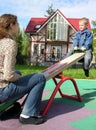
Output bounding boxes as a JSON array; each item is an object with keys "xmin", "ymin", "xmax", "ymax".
[{"xmin": 0, "ymin": 0, "xmax": 96, "ymax": 29}]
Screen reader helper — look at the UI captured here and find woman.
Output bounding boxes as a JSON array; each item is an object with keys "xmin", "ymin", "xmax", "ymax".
[{"xmin": 0, "ymin": 14, "xmax": 46, "ymax": 125}]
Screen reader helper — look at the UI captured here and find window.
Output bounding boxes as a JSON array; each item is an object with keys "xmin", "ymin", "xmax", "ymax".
[
  {"xmin": 33, "ymin": 44, "xmax": 39, "ymax": 55},
  {"xmin": 52, "ymin": 46, "xmax": 61, "ymax": 61},
  {"xmin": 41, "ymin": 44, "xmax": 45, "ymax": 54},
  {"xmin": 35, "ymin": 24, "xmax": 41, "ymax": 29},
  {"xmin": 47, "ymin": 14, "xmax": 68, "ymax": 41}
]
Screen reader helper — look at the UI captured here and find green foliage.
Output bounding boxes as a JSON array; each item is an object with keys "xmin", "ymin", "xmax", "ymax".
[
  {"xmin": 92, "ymin": 20, "xmax": 96, "ymax": 60},
  {"xmin": 21, "ymin": 30, "xmax": 29, "ymax": 56},
  {"xmin": 91, "ymin": 20, "xmax": 96, "ymax": 34},
  {"xmin": 15, "ymin": 29, "xmax": 29, "ymax": 64},
  {"xmin": 92, "ymin": 39, "xmax": 96, "ymax": 61}
]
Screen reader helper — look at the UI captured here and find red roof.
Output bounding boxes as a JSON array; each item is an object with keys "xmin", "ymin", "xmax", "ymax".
[
  {"xmin": 25, "ymin": 18, "xmax": 47, "ymax": 33},
  {"xmin": 67, "ymin": 18, "xmax": 91, "ymax": 30},
  {"xmin": 25, "ymin": 10, "xmax": 91, "ymax": 33}
]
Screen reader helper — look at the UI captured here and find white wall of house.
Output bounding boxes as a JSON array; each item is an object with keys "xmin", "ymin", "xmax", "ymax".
[{"xmin": 29, "ymin": 12, "xmax": 77, "ymax": 64}]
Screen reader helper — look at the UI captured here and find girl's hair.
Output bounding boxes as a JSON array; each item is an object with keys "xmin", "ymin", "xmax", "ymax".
[{"xmin": 0, "ymin": 14, "xmax": 17, "ymax": 39}]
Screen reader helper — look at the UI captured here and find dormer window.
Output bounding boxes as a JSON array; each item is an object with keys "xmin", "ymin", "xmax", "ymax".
[{"xmin": 35, "ymin": 24, "xmax": 41, "ymax": 29}]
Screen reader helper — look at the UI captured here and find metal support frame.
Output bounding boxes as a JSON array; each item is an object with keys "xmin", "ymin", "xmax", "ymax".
[{"xmin": 41, "ymin": 74, "xmax": 82, "ymax": 116}]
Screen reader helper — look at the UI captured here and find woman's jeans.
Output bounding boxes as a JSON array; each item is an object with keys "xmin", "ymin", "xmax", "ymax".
[
  {"xmin": 65, "ymin": 49, "xmax": 93, "ymax": 70},
  {"xmin": 0, "ymin": 73, "xmax": 46, "ymax": 116}
]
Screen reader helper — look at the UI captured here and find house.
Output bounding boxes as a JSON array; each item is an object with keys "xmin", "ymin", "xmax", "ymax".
[{"xmin": 25, "ymin": 9, "xmax": 91, "ymax": 65}]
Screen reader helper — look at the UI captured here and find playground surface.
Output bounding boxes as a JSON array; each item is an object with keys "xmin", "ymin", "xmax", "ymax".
[{"xmin": 0, "ymin": 78, "xmax": 96, "ymax": 130}]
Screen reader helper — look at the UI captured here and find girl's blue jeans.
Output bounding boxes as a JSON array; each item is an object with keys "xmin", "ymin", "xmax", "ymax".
[{"xmin": 0, "ymin": 73, "xmax": 46, "ymax": 117}]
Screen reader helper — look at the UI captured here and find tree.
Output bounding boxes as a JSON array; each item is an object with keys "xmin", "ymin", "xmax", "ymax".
[
  {"xmin": 91, "ymin": 20, "xmax": 96, "ymax": 63},
  {"xmin": 15, "ymin": 29, "xmax": 29, "ymax": 64},
  {"xmin": 44, "ymin": 4, "xmax": 55, "ymax": 17},
  {"xmin": 91, "ymin": 20, "xmax": 96, "ymax": 34}
]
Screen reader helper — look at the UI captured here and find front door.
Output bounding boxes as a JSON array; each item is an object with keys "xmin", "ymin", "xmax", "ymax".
[{"xmin": 51, "ymin": 46, "xmax": 61, "ymax": 61}]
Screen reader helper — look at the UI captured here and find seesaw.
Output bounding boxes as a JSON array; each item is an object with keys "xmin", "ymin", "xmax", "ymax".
[
  {"xmin": 42, "ymin": 52, "xmax": 84, "ymax": 80},
  {"xmin": 0, "ymin": 51, "xmax": 85, "ymax": 117},
  {"xmin": 41, "ymin": 52, "xmax": 84, "ymax": 115}
]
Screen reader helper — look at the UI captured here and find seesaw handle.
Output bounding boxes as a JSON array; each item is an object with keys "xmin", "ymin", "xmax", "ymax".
[{"xmin": 72, "ymin": 47, "xmax": 86, "ymax": 54}]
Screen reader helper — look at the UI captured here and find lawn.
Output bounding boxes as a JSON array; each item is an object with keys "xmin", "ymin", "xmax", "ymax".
[{"xmin": 15, "ymin": 64, "xmax": 96, "ymax": 79}]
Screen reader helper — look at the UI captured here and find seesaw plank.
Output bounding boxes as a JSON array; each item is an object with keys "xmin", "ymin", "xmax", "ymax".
[{"xmin": 42, "ymin": 53, "xmax": 84, "ymax": 80}]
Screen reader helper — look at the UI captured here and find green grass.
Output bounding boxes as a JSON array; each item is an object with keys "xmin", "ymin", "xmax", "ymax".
[
  {"xmin": 15, "ymin": 64, "xmax": 96, "ymax": 79},
  {"xmin": 15, "ymin": 64, "xmax": 46, "ymax": 75},
  {"xmin": 62, "ymin": 68, "xmax": 96, "ymax": 79}
]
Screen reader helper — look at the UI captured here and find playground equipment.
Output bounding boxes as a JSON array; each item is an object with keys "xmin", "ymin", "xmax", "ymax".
[
  {"xmin": 41, "ymin": 52, "xmax": 84, "ymax": 115},
  {"xmin": 0, "ymin": 51, "xmax": 85, "ymax": 117}
]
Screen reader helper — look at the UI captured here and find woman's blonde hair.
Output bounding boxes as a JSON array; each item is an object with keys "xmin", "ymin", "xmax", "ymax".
[{"xmin": 0, "ymin": 14, "xmax": 17, "ymax": 39}]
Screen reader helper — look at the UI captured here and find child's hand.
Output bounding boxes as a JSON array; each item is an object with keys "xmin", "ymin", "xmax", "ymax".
[
  {"xmin": 81, "ymin": 47, "xmax": 86, "ymax": 51},
  {"xmin": 74, "ymin": 46, "xmax": 78, "ymax": 50}
]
